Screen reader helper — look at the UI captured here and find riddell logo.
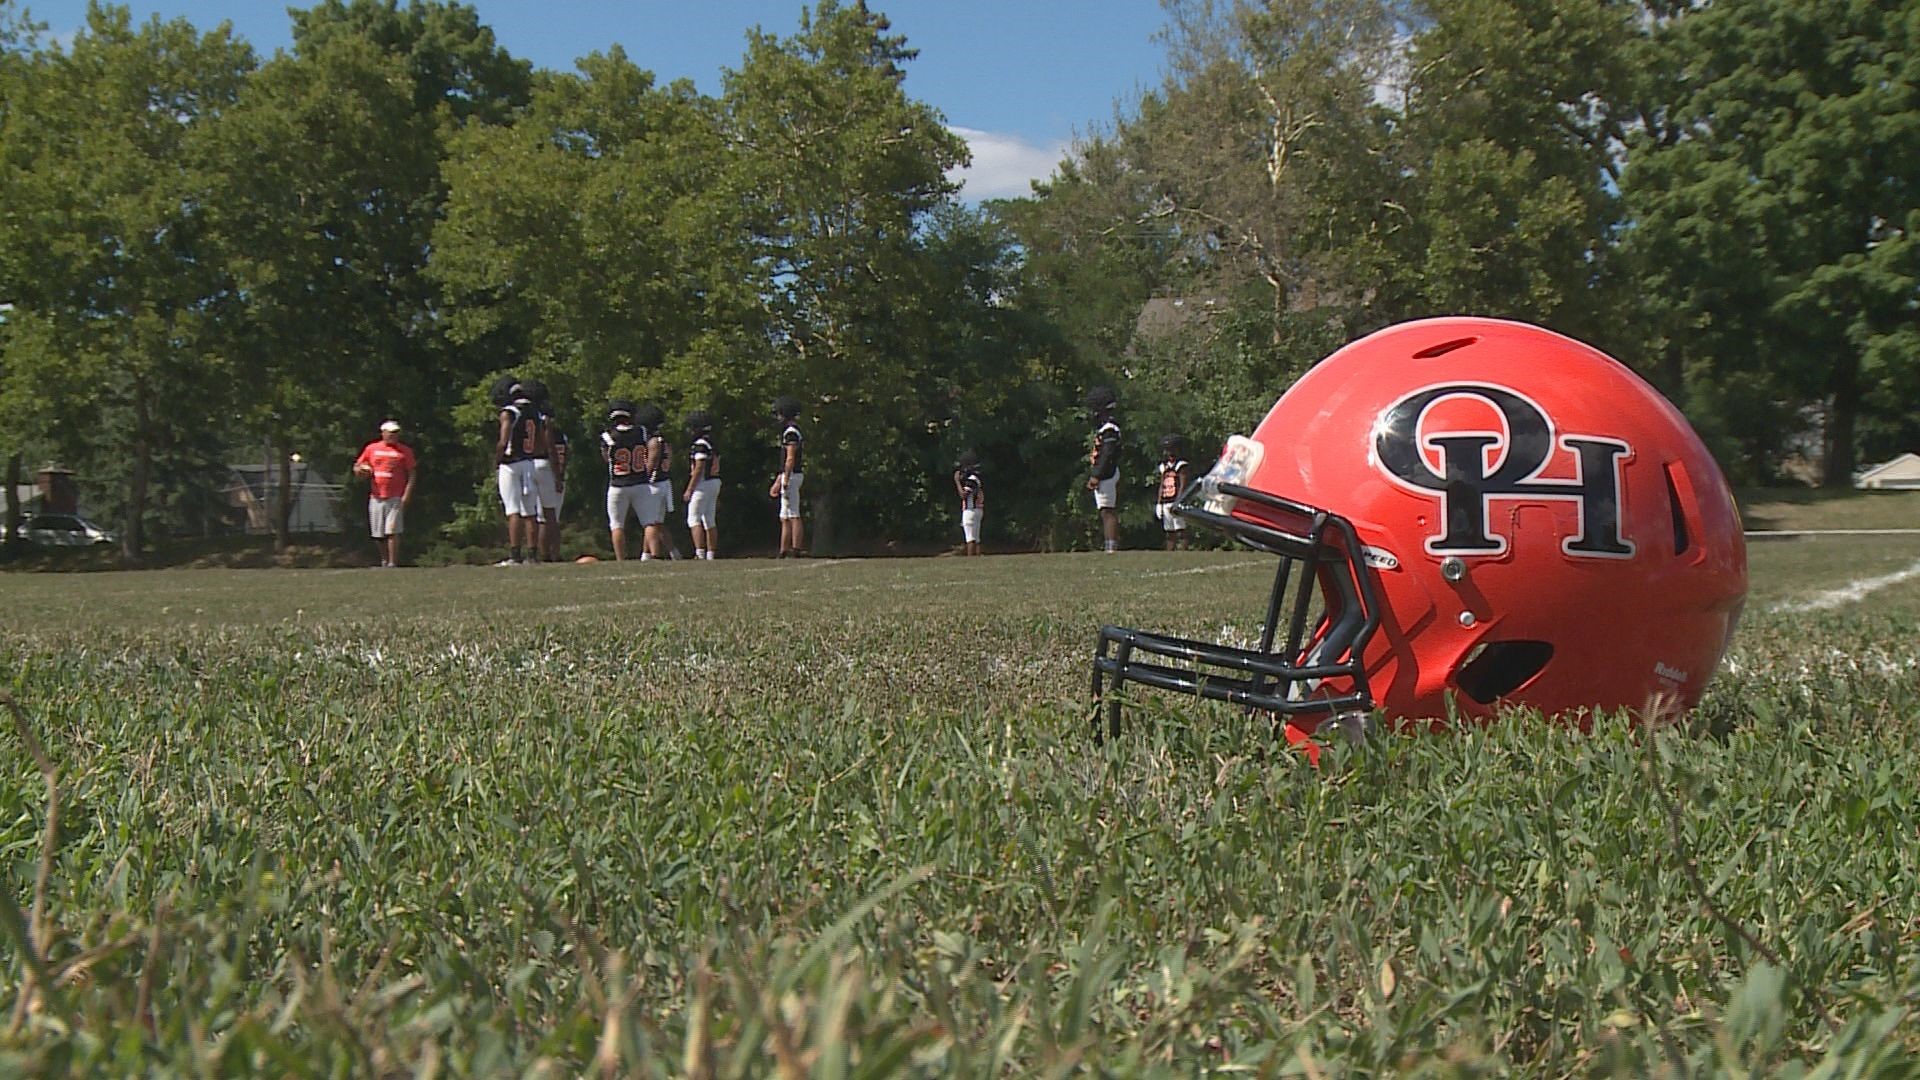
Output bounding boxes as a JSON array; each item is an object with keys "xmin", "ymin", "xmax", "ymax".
[
  {"xmin": 1655, "ymin": 662, "xmax": 1689, "ymax": 684},
  {"xmin": 1372, "ymin": 382, "xmax": 1636, "ymax": 559}
]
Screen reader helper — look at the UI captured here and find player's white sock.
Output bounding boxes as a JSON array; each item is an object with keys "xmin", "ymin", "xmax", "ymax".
[
  {"xmin": 694, "ymin": 548, "xmax": 706, "ymax": 559},
  {"xmin": 1105, "ymin": 540, "xmax": 1117, "ymax": 553},
  {"xmin": 640, "ymin": 552, "xmax": 652, "ymax": 561},
  {"xmin": 704, "ymin": 551, "xmax": 715, "ymax": 560}
]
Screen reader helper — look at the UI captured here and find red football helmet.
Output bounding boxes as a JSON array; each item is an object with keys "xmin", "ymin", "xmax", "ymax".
[{"xmin": 1093, "ymin": 317, "xmax": 1747, "ymax": 746}]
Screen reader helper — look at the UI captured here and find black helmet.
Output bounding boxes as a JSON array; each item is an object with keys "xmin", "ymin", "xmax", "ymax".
[
  {"xmin": 771, "ymin": 395, "xmax": 801, "ymax": 421},
  {"xmin": 489, "ymin": 374, "xmax": 521, "ymax": 407},
  {"xmin": 607, "ymin": 399, "xmax": 636, "ymax": 422},
  {"xmin": 956, "ymin": 449, "xmax": 980, "ymax": 470},
  {"xmin": 520, "ymin": 378, "xmax": 549, "ymax": 406},
  {"xmin": 684, "ymin": 409, "xmax": 714, "ymax": 436},
  {"xmin": 1159, "ymin": 433, "xmax": 1186, "ymax": 455},
  {"xmin": 1084, "ymin": 385, "xmax": 1118, "ymax": 415},
  {"xmin": 635, "ymin": 403, "xmax": 666, "ymax": 431}
]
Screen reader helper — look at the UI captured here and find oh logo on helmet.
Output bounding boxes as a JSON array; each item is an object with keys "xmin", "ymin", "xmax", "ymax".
[{"xmin": 1372, "ymin": 383, "xmax": 1635, "ymax": 559}]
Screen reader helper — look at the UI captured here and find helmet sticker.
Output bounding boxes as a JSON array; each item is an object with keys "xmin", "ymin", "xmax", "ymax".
[
  {"xmin": 1372, "ymin": 382, "xmax": 1635, "ymax": 559},
  {"xmin": 1200, "ymin": 435, "xmax": 1266, "ymax": 516},
  {"xmin": 1361, "ymin": 546, "xmax": 1400, "ymax": 571}
]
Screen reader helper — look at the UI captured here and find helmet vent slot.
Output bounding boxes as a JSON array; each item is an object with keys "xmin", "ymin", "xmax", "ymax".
[
  {"xmin": 1412, "ymin": 337, "xmax": 1477, "ymax": 359},
  {"xmin": 1664, "ymin": 463, "xmax": 1692, "ymax": 556},
  {"xmin": 1455, "ymin": 640, "xmax": 1554, "ymax": 704}
]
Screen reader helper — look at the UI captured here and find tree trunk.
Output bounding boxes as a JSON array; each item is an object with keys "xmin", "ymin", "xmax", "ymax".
[
  {"xmin": 274, "ymin": 434, "xmax": 293, "ymax": 553},
  {"xmin": 124, "ymin": 398, "xmax": 151, "ymax": 561},
  {"xmin": 3, "ymin": 451, "xmax": 20, "ymax": 555},
  {"xmin": 1822, "ymin": 363, "xmax": 1860, "ymax": 488}
]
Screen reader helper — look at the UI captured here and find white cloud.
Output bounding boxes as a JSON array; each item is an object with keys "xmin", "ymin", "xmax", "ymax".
[{"xmin": 947, "ymin": 126, "xmax": 1070, "ymax": 201}]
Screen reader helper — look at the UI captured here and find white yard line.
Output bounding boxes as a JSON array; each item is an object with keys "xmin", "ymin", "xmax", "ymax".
[
  {"xmin": 1137, "ymin": 562, "xmax": 1266, "ymax": 578},
  {"xmin": 1770, "ymin": 558, "xmax": 1920, "ymax": 614},
  {"xmin": 1746, "ymin": 528, "xmax": 1920, "ymax": 537}
]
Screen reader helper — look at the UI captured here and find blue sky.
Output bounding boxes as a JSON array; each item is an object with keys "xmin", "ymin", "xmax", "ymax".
[{"xmin": 27, "ymin": 1, "xmax": 1174, "ymax": 198}]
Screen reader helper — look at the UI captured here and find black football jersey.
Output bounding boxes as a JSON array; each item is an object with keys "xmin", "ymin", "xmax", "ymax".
[
  {"xmin": 500, "ymin": 403, "xmax": 544, "ymax": 464},
  {"xmin": 958, "ymin": 468, "xmax": 983, "ymax": 509},
  {"xmin": 780, "ymin": 424, "xmax": 804, "ymax": 474},
  {"xmin": 1157, "ymin": 459, "xmax": 1189, "ymax": 503},
  {"xmin": 602, "ymin": 424, "xmax": 649, "ymax": 487},
  {"xmin": 690, "ymin": 436, "xmax": 720, "ymax": 479},
  {"xmin": 536, "ymin": 413, "xmax": 568, "ymax": 463},
  {"xmin": 1089, "ymin": 421, "xmax": 1121, "ymax": 480},
  {"xmin": 649, "ymin": 439, "xmax": 673, "ymax": 483}
]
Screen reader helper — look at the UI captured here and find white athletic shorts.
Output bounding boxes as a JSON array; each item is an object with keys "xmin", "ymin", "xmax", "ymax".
[
  {"xmin": 1093, "ymin": 473, "xmax": 1118, "ymax": 510},
  {"xmin": 687, "ymin": 478, "xmax": 721, "ymax": 528},
  {"xmin": 531, "ymin": 459, "xmax": 563, "ymax": 514},
  {"xmin": 369, "ymin": 496, "xmax": 404, "ymax": 538},
  {"xmin": 607, "ymin": 485, "xmax": 646, "ymax": 531},
  {"xmin": 652, "ymin": 479, "xmax": 674, "ymax": 516},
  {"xmin": 497, "ymin": 461, "xmax": 541, "ymax": 518},
  {"xmin": 636, "ymin": 482, "xmax": 667, "ymax": 527},
  {"xmin": 779, "ymin": 472, "xmax": 805, "ymax": 520},
  {"xmin": 961, "ymin": 507, "xmax": 983, "ymax": 543},
  {"xmin": 1156, "ymin": 502, "xmax": 1186, "ymax": 531}
]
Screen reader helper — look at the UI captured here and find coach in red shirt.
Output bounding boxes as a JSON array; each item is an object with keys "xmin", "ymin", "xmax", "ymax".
[{"xmin": 353, "ymin": 420, "xmax": 417, "ymax": 567}]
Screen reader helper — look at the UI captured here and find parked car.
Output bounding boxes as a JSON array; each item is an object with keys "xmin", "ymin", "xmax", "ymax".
[{"xmin": 15, "ymin": 512, "xmax": 117, "ymax": 547}]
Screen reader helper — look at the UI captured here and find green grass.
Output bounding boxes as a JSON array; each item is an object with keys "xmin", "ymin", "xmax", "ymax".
[
  {"xmin": 2, "ymin": 540, "xmax": 1919, "ymax": 1075},
  {"xmin": 1737, "ymin": 487, "xmax": 1920, "ymax": 532}
]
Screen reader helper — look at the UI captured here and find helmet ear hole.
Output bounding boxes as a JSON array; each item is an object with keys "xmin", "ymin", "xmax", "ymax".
[
  {"xmin": 1665, "ymin": 463, "xmax": 1693, "ymax": 556},
  {"xmin": 1454, "ymin": 641, "xmax": 1554, "ymax": 705}
]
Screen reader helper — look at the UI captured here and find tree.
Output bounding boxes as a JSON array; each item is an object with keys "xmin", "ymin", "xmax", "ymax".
[
  {"xmin": 0, "ymin": 1, "xmax": 41, "ymax": 552},
  {"xmin": 0, "ymin": 3, "xmax": 254, "ymax": 558},
  {"xmin": 1396, "ymin": 0, "xmax": 1640, "ymax": 342},
  {"xmin": 1621, "ymin": 0, "xmax": 1920, "ymax": 484},
  {"xmin": 432, "ymin": 47, "xmax": 749, "ymax": 541},
  {"xmin": 1135, "ymin": 0, "xmax": 1408, "ymax": 324},
  {"xmin": 201, "ymin": 33, "xmax": 443, "ymax": 551},
  {"xmin": 720, "ymin": 0, "xmax": 970, "ymax": 549},
  {"xmin": 204, "ymin": 0, "xmax": 531, "ymax": 551}
]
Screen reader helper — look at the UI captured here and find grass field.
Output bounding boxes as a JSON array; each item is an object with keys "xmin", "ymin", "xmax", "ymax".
[{"xmin": 2, "ymin": 535, "xmax": 1919, "ymax": 1075}]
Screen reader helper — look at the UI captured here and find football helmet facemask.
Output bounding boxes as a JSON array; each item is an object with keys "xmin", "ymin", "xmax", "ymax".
[{"xmin": 1093, "ymin": 317, "xmax": 1748, "ymax": 748}]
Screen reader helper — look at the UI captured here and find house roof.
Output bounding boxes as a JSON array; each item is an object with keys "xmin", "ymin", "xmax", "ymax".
[
  {"xmin": 1857, "ymin": 452, "xmax": 1920, "ymax": 481},
  {"xmin": 224, "ymin": 462, "xmax": 336, "ymax": 502}
]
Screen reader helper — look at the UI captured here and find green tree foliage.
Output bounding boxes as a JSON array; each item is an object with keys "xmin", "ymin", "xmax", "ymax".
[
  {"xmin": 431, "ymin": 47, "xmax": 751, "ymax": 542},
  {"xmin": 204, "ymin": 0, "xmax": 530, "ymax": 551},
  {"xmin": 1394, "ymin": 0, "xmax": 1641, "ymax": 341},
  {"xmin": 719, "ymin": 0, "xmax": 972, "ymax": 548},
  {"xmin": 0, "ymin": 0, "xmax": 41, "ymax": 550},
  {"xmin": 202, "ymin": 35, "xmax": 443, "ymax": 551},
  {"xmin": 4, "ymin": 0, "xmax": 1913, "ymax": 561},
  {"xmin": 1622, "ymin": 0, "xmax": 1920, "ymax": 484},
  {"xmin": 0, "ymin": 4, "xmax": 254, "ymax": 557}
]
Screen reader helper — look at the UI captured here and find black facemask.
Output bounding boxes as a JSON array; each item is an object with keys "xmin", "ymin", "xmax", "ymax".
[{"xmin": 1092, "ymin": 479, "xmax": 1384, "ymax": 739}]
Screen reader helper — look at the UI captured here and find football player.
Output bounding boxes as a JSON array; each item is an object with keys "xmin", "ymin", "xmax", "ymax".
[
  {"xmin": 683, "ymin": 410, "xmax": 721, "ymax": 560},
  {"xmin": 527, "ymin": 380, "xmax": 567, "ymax": 563},
  {"xmin": 1084, "ymin": 386, "xmax": 1121, "ymax": 553},
  {"xmin": 495, "ymin": 378, "xmax": 547, "ymax": 564},
  {"xmin": 633, "ymin": 403, "xmax": 669, "ymax": 561},
  {"xmin": 601, "ymin": 400, "xmax": 649, "ymax": 561},
  {"xmin": 771, "ymin": 396, "xmax": 806, "ymax": 557},
  {"xmin": 1155, "ymin": 433, "xmax": 1191, "ymax": 551},
  {"xmin": 954, "ymin": 450, "xmax": 984, "ymax": 556},
  {"xmin": 646, "ymin": 409, "xmax": 676, "ymax": 560}
]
